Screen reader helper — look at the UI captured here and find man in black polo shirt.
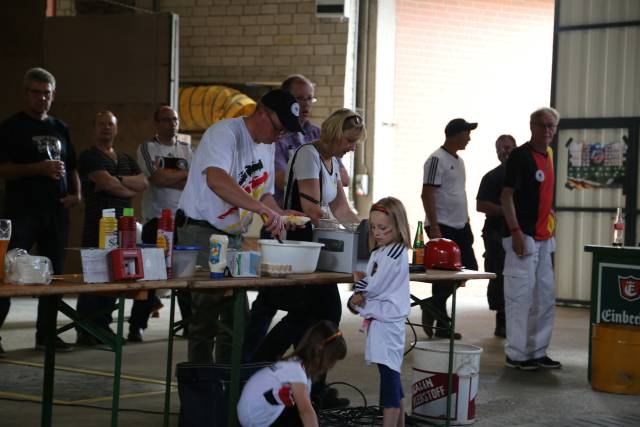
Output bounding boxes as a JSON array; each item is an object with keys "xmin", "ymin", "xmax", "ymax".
[
  {"xmin": 0, "ymin": 67, "xmax": 81, "ymax": 353},
  {"xmin": 501, "ymin": 107, "xmax": 561, "ymax": 371},
  {"xmin": 75, "ymin": 110, "xmax": 148, "ymax": 345},
  {"xmin": 476, "ymin": 134, "xmax": 516, "ymax": 338}
]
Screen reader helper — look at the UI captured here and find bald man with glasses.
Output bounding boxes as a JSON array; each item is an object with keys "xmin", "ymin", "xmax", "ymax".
[{"xmin": 273, "ymin": 74, "xmax": 349, "ymax": 208}]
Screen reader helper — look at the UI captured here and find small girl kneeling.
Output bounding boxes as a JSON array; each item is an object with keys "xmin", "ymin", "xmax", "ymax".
[{"xmin": 237, "ymin": 320, "xmax": 347, "ymax": 427}]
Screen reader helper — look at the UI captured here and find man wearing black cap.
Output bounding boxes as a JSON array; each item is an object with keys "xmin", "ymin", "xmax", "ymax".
[
  {"xmin": 420, "ymin": 118, "xmax": 479, "ymax": 339},
  {"xmin": 176, "ymin": 89, "xmax": 304, "ymax": 363}
]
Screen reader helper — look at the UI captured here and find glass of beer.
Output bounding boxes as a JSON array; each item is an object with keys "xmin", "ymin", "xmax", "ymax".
[{"xmin": 0, "ymin": 219, "xmax": 11, "ymax": 282}]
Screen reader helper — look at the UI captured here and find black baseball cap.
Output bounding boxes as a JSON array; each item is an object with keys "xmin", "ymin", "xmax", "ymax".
[
  {"xmin": 445, "ymin": 118, "xmax": 478, "ymax": 137},
  {"xmin": 261, "ymin": 89, "xmax": 304, "ymax": 134}
]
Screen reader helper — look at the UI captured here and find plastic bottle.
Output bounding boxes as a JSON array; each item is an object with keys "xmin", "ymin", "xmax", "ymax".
[
  {"xmin": 118, "ymin": 207, "xmax": 137, "ymax": 249},
  {"xmin": 612, "ymin": 207, "xmax": 625, "ymax": 247},
  {"xmin": 157, "ymin": 208, "xmax": 174, "ymax": 279},
  {"xmin": 209, "ymin": 234, "xmax": 228, "ymax": 279},
  {"xmin": 413, "ymin": 221, "xmax": 425, "ymax": 265},
  {"xmin": 98, "ymin": 208, "xmax": 118, "ymax": 249}
]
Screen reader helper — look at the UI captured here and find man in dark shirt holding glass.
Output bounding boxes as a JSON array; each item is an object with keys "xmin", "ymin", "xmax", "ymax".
[{"xmin": 0, "ymin": 67, "xmax": 81, "ymax": 354}]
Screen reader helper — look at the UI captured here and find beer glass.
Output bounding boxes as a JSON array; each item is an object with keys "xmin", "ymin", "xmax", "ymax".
[
  {"xmin": 46, "ymin": 139, "xmax": 67, "ymax": 194},
  {"xmin": 0, "ymin": 219, "xmax": 11, "ymax": 281}
]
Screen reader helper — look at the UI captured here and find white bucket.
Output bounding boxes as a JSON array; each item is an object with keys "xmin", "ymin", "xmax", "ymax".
[{"xmin": 411, "ymin": 341, "xmax": 483, "ymax": 425}]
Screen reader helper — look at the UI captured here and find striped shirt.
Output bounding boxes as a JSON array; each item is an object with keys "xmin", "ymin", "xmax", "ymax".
[
  {"xmin": 78, "ymin": 146, "xmax": 141, "ymax": 247},
  {"xmin": 422, "ymin": 146, "xmax": 468, "ymax": 229}
]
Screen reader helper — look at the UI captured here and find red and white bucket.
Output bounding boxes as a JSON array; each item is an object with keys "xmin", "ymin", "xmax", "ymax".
[{"xmin": 411, "ymin": 341, "xmax": 483, "ymax": 425}]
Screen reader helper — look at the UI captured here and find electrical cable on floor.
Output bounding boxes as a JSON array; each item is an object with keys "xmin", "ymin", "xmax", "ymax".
[
  {"xmin": 404, "ymin": 319, "xmax": 418, "ymax": 355},
  {"xmin": 0, "ymin": 396, "xmax": 179, "ymax": 416}
]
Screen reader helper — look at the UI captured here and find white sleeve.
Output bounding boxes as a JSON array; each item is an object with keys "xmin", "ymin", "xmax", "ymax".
[
  {"xmin": 361, "ymin": 244, "xmax": 405, "ymax": 299},
  {"xmin": 137, "ymin": 141, "xmax": 158, "ymax": 177},
  {"xmin": 423, "ymin": 154, "xmax": 443, "ymax": 186},
  {"xmin": 292, "ymin": 145, "xmax": 321, "ymax": 181},
  {"xmin": 199, "ymin": 123, "xmax": 235, "ymax": 174}
]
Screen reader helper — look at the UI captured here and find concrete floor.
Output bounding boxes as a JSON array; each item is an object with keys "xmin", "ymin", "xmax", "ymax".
[{"xmin": 0, "ymin": 283, "xmax": 638, "ymax": 426}]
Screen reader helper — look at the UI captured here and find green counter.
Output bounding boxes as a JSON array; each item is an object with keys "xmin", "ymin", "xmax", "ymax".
[{"xmin": 583, "ymin": 245, "xmax": 640, "ymax": 382}]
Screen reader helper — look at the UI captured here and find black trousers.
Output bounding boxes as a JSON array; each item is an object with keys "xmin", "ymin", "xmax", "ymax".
[
  {"xmin": 246, "ymin": 223, "xmax": 341, "ymax": 363},
  {"xmin": 483, "ymin": 228, "xmax": 505, "ymax": 312},
  {"xmin": 129, "ymin": 218, "xmax": 191, "ymax": 330},
  {"xmin": 426, "ymin": 223, "xmax": 478, "ymax": 326},
  {"xmin": 0, "ymin": 209, "xmax": 68, "ymax": 340}
]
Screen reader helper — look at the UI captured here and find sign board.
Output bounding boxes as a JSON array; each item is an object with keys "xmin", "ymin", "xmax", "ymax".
[{"xmin": 596, "ymin": 262, "xmax": 640, "ymax": 326}]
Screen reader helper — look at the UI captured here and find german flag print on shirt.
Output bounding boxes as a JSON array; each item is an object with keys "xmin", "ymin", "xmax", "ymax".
[{"xmin": 503, "ymin": 142, "xmax": 555, "ymax": 240}]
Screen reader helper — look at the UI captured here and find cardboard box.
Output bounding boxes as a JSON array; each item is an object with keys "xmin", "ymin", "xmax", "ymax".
[
  {"xmin": 79, "ymin": 248, "xmax": 167, "ymax": 283},
  {"xmin": 227, "ymin": 250, "xmax": 261, "ymax": 277}
]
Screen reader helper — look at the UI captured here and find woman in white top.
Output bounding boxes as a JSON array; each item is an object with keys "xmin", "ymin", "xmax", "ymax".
[
  {"xmin": 238, "ymin": 320, "xmax": 347, "ymax": 427},
  {"xmin": 247, "ymin": 109, "xmax": 365, "ymax": 408}
]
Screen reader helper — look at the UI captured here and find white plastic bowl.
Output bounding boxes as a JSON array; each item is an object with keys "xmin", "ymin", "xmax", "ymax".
[
  {"xmin": 257, "ymin": 239, "xmax": 324, "ymax": 274},
  {"xmin": 171, "ymin": 246, "xmax": 201, "ymax": 278}
]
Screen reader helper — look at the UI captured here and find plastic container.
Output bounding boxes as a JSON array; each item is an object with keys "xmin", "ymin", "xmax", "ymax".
[
  {"xmin": 118, "ymin": 207, "xmax": 137, "ymax": 249},
  {"xmin": 591, "ymin": 323, "xmax": 640, "ymax": 395},
  {"xmin": 209, "ymin": 234, "xmax": 228, "ymax": 279},
  {"xmin": 172, "ymin": 246, "xmax": 201, "ymax": 278},
  {"xmin": 98, "ymin": 208, "xmax": 118, "ymax": 249},
  {"xmin": 412, "ymin": 341, "xmax": 483, "ymax": 425},
  {"xmin": 157, "ymin": 208, "xmax": 174, "ymax": 278},
  {"xmin": 257, "ymin": 239, "xmax": 324, "ymax": 274}
]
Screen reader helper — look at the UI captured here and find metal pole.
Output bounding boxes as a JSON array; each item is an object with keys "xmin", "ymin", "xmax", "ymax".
[
  {"xmin": 163, "ymin": 289, "xmax": 177, "ymax": 427},
  {"xmin": 111, "ymin": 296, "xmax": 125, "ymax": 427},
  {"xmin": 40, "ymin": 296, "xmax": 58, "ymax": 427},
  {"xmin": 445, "ymin": 284, "xmax": 458, "ymax": 427},
  {"xmin": 227, "ymin": 288, "xmax": 246, "ymax": 427}
]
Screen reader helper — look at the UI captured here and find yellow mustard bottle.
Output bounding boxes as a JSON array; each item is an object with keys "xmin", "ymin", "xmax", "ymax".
[{"xmin": 98, "ymin": 208, "xmax": 118, "ymax": 249}]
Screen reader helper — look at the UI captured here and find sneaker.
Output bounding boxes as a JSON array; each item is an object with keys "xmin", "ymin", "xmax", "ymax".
[
  {"xmin": 494, "ymin": 325, "xmax": 506, "ymax": 338},
  {"xmin": 35, "ymin": 336, "xmax": 73, "ymax": 352},
  {"xmin": 76, "ymin": 331, "xmax": 100, "ymax": 347},
  {"xmin": 505, "ymin": 357, "xmax": 539, "ymax": 371},
  {"xmin": 533, "ymin": 356, "xmax": 562, "ymax": 369},
  {"xmin": 127, "ymin": 328, "xmax": 143, "ymax": 343},
  {"xmin": 313, "ymin": 387, "xmax": 350, "ymax": 409},
  {"xmin": 421, "ymin": 309, "xmax": 435, "ymax": 338}
]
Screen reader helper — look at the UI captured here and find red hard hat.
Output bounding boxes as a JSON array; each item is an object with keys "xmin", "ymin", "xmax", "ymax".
[{"xmin": 424, "ymin": 238, "xmax": 463, "ymax": 270}]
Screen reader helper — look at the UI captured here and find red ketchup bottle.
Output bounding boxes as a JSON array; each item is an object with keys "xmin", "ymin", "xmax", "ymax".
[
  {"xmin": 156, "ymin": 208, "xmax": 174, "ymax": 279},
  {"xmin": 118, "ymin": 207, "xmax": 137, "ymax": 249}
]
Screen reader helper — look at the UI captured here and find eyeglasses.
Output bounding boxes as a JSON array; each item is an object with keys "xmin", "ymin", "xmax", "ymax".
[
  {"xmin": 27, "ymin": 88, "xmax": 53, "ymax": 98},
  {"xmin": 157, "ymin": 117, "xmax": 179, "ymax": 123},
  {"xmin": 535, "ymin": 122, "xmax": 557, "ymax": 130},
  {"xmin": 266, "ymin": 112, "xmax": 286, "ymax": 136},
  {"xmin": 295, "ymin": 96, "xmax": 317, "ymax": 105}
]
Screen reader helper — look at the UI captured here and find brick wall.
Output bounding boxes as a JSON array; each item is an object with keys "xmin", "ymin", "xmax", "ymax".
[
  {"xmin": 392, "ymin": 0, "xmax": 554, "ymax": 257},
  {"xmin": 54, "ymin": 0, "xmax": 349, "ymax": 124},
  {"xmin": 158, "ymin": 0, "xmax": 349, "ymax": 123}
]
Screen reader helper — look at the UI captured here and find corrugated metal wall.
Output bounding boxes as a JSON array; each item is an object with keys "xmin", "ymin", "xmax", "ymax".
[{"xmin": 552, "ymin": 0, "xmax": 640, "ymax": 302}]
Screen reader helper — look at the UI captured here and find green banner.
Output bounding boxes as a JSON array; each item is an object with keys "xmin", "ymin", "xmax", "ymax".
[{"xmin": 597, "ymin": 263, "xmax": 640, "ymax": 326}]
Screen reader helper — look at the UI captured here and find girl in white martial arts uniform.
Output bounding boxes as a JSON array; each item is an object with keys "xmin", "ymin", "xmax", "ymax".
[
  {"xmin": 237, "ymin": 320, "xmax": 346, "ymax": 427},
  {"xmin": 348, "ymin": 197, "xmax": 412, "ymax": 427}
]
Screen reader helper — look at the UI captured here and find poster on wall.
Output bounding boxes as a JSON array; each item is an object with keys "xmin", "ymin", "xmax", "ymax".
[{"xmin": 565, "ymin": 136, "xmax": 628, "ymax": 190}]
